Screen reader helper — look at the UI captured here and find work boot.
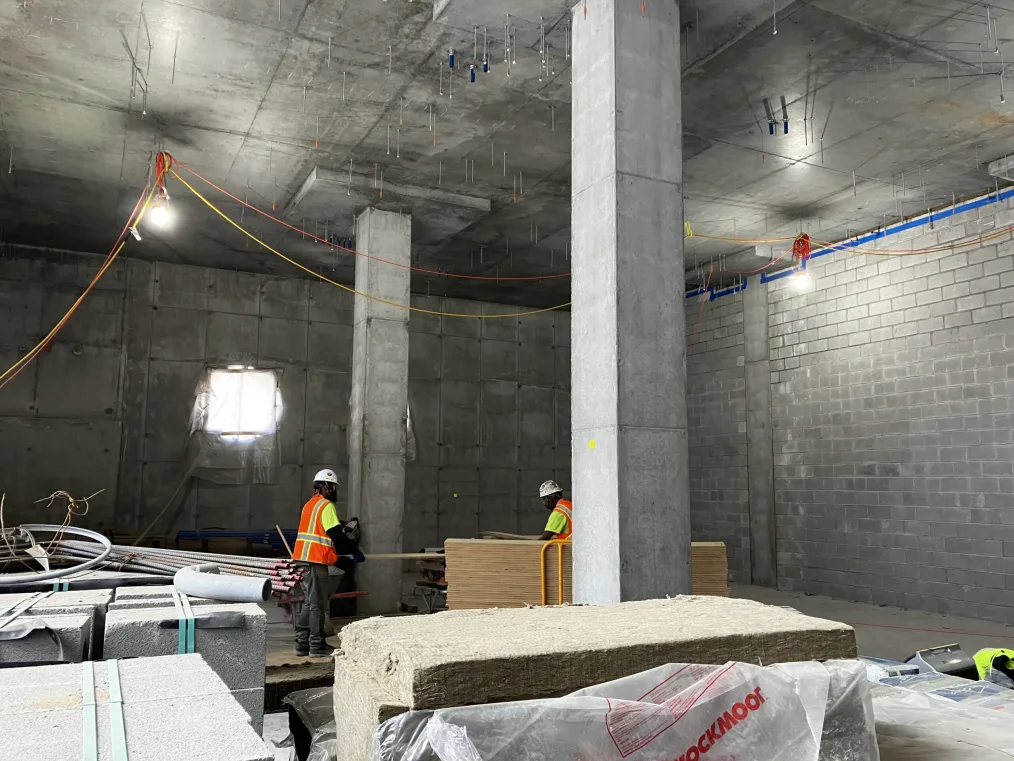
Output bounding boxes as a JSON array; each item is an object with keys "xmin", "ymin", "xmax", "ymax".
[
  {"xmin": 294, "ymin": 646, "xmax": 309, "ymax": 657},
  {"xmin": 308, "ymin": 649, "xmax": 332, "ymax": 658}
]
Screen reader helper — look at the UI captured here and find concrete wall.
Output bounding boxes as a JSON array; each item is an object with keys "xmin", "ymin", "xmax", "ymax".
[
  {"xmin": 689, "ymin": 199, "xmax": 1014, "ymax": 623},
  {"xmin": 0, "ymin": 249, "xmax": 571, "ymax": 545},
  {"xmin": 406, "ymin": 298, "xmax": 571, "ymax": 548}
]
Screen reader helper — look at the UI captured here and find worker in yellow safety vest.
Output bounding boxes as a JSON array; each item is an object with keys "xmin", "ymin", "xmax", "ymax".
[
  {"xmin": 538, "ymin": 480, "xmax": 573, "ymax": 541},
  {"xmin": 974, "ymin": 648, "xmax": 1014, "ymax": 687},
  {"xmin": 292, "ymin": 468, "xmax": 364, "ymax": 658}
]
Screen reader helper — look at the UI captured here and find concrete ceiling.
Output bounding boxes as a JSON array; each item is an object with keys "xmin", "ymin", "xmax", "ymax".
[{"xmin": 1, "ymin": 0, "xmax": 1013, "ymax": 307}]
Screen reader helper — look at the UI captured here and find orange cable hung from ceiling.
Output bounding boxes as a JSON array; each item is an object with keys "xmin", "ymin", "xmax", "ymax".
[{"xmin": 165, "ymin": 168, "xmax": 572, "ymax": 319}]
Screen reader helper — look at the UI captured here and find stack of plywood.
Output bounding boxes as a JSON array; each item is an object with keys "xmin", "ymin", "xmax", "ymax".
[
  {"xmin": 332, "ymin": 597, "xmax": 858, "ymax": 761},
  {"xmin": 444, "ymin": 539, "xmax": 728, "ymax": 610}
]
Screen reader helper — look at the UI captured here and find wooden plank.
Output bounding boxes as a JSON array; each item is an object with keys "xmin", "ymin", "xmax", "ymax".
[{"xmin": 444, "ymin": 540, "xmax": 729, "ymax": 610}]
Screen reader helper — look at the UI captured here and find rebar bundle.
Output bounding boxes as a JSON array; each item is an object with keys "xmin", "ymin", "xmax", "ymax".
[{"xmin": 54, "ymin": 540, "xmax": 303, "ymax": 594}]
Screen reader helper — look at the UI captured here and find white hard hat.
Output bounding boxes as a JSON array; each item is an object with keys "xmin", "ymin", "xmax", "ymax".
[
  {"xmin": 313, "ymin": 469, "xmax": 339, "ymax": 485},
  {"xmin": 539, "ymin": 480, "xmax": 563, "ymax": 498}
]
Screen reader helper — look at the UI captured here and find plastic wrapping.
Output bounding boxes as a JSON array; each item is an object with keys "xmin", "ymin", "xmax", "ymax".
[
  {"xmin": 186, "ymin": 369, "xmax": 282, "ymax": 485},
  {"xmin": 873, "ymin": 688, "xmax": 1014, "ymax": 760},
  {"xmin": 374, "ymin": 660, "xmax": 878, "ymax": 761},
  {"xmin": 283, "ymin": 686, "xmax": 334, "ymax": 733},
  {"xmin": 307, "ymin": 721, "xmax": 339, "ymax": 761}
]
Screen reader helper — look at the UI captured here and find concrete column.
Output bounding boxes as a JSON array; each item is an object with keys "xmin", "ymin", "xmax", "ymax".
[
  {"xmin": 571, "ymin": 0, "xmax": 690, "ymax": 604},
  {"xmin": 347, "ymin": 208, "xmax": 411, "ymax": 614},
  {"xmin": 744, "ymin": 260, "xmax": 776, "ymax": 586}
]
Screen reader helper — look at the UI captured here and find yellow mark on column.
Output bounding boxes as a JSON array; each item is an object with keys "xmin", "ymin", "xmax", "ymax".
[{"xmin": 589, "ymin": 439, "xmax": 596, "ymax": 450}]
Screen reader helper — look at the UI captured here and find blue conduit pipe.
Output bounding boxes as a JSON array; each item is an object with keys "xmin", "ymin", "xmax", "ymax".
[{"xmin": 686, "ymin": 183, "xmax": 1014, "ymax": 302}]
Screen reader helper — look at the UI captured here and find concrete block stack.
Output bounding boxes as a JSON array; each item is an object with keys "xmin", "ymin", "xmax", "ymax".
[
  {"xmin": 0, "ymin": 653, "xmax": 271, "ymax": 761},
  {"xmin": 103, "ymin": 585, "xmax": 267, "ymax": 732},
  {"xmin": 333, "ymin": 596, "xmax": 858, "ymax": 761},
  {"xmin": 0, "ymin": 589, "xmax": 112, "ymax": 663}
]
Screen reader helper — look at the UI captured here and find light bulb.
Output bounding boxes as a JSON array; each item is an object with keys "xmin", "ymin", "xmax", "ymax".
[
  {"xmin": 148, "ymin": 201, "xmax": 171, "ymax": 228},
  {"xmin": 792, "ymin": 271, "xmax": 812, "ymax": 291}
]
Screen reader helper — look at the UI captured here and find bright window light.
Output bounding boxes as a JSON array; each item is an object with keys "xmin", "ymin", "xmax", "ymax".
[{"xmin": 204, "ymin": 369, "xmax": 278, "ymax": 436}]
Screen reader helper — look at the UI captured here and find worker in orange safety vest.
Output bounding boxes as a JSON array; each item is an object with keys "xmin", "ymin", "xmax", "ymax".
[
  {"xmin": 292, "ymin": 468, "xmax": 364, "ymax": 657},
  {"xmin": 538, "ymin": 480, "xmax": 573, "ymax": 541}
]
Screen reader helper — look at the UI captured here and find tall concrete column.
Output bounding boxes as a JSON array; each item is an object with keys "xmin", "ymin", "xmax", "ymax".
[
  {"xmin": 571, "ymin": 0, "xmax": 690, "ymax": 604},
  {"xmin": 744, "ymin": 255, "xmax": 776, "ymax": 586},
  {"xmin": 347, "ymin": 207, "xmax": 411, "ymax": 614}
]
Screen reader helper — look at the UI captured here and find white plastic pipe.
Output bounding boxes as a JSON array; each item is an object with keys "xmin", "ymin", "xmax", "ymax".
[{"xmin": 173, "ymin": 563, "xmax": 271, "ymax": 603}]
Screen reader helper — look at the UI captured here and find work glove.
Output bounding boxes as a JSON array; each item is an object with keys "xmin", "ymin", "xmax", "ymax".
[{"xmin": 352, "ymin": 550, "xmax": 366, "ymax": 563}]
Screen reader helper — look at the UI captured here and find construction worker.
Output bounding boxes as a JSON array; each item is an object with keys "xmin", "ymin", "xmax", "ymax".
[
  {"xmin": 974, "ymin": 647, "xmax": 1014, "ymax": 688},
  {"xmin": 292, "ymin": 469, "xmax": 364, "ymax": 658},
  {"xmin": 538, "ymin": 480, "xmax": 573, "ymax": 541}
]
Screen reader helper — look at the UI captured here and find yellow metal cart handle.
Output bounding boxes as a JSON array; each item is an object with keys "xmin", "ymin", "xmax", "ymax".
[{"xmin": 540, "ymin": 538, "xmax": 572, "ymax": 606}]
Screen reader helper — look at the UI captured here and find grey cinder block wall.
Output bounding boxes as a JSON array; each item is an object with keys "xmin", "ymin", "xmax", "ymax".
[
  {"xmin": 0, "ymin": 250, "xmax": 569, "ymax": 546},
  {"xmin": 688, "ymin": 198, "xmax": 1014, "ymax": 623}
]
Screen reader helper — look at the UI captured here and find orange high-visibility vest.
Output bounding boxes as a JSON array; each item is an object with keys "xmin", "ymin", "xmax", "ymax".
[
  {"xmin": 552, "ymin": 499, "xmax": 573, "ymax": 540},
  {"xmin": 292, "ymin": 496, "xmax": 338, "ymax": 565}
]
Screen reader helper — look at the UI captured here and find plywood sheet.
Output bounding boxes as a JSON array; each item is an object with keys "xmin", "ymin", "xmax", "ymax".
[{"xmin": 444, "ymin": 539, "xmax": 729, "ymax": 610}]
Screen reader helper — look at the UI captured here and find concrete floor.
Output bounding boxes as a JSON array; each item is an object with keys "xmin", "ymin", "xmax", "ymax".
[{"xmin": 734, "ymin": 584, "xmax": 1014, "ymax": 661}]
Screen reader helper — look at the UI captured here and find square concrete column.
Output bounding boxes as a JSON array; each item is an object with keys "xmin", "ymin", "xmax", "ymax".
[
  {"xmin": 571, "ymin": 0, "xmax": 691, "ymax": 603},
  {"xmin": 347, "ymin": 207, "xmax": 411, "ymax": 614}
]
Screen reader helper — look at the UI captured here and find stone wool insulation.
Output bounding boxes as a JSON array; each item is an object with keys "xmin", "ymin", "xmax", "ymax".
[
  {"xmin": 334, "ymin": 655, "xmax": 409, "ymax": 761},
  {"xmin": 338, "ymin": 596, "xmax": 856, "ymax": 710}
]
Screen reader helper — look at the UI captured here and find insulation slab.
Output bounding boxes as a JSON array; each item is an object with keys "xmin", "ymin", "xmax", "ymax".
[
  {"xmin": 339, "ymin": 597, "xmax": 857, "ymax": 709},
  {"xmin": 444, "ymin": 539, "xmax": 730, "ymax": 609},
  {"xmin": 0, "ymin": 654, "xmax": 270, "ymax": 761},
  {"xmin": 333, "ymin": 655, "xmax": 408, "ymax": 761},
  {"xmin": 102, "ymin": 602, "xmax": 266, "ymax": 730}
]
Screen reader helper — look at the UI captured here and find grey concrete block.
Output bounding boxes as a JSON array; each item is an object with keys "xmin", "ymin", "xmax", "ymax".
[
  {"xmin": 0, "ymin": 590, "xmax": 111, "ymax": 658},
  {"xmin": 0, "ymin": 612, "xmax": 90, "ymax": 664},
  {"xmin": 0, "ymin": 654, "xmax": 270, "ymax": 759},
  {"xmin": 102, "ymin": 603, "xmax": 266, "ymax": 700}
]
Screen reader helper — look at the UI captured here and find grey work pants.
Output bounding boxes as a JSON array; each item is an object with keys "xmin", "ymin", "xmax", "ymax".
[{"xmin": 294, "ymin": 561, "xmax": 331, "ymax": 652}]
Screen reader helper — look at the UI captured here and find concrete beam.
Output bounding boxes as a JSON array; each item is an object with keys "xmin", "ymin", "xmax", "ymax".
[
  {"xmin": 348, "ymin": 208, "xmax": 411, "ymax": 614},
  {"xmin": 571, "ymin": 0, "xmax": 690, "ymax": 603}
]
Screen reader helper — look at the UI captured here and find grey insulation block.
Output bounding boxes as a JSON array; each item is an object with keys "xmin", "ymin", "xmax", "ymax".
[
  {"xmin": 0, "ymin": 654, "xmax": 270, "ymax": 761},
  {"xmin": 339, "ymin": 597, "xmax": 857, "ymax": 709},
  {"xmin": 102, "ymin": 603, "xmax": 266, "ymax": 729},
  {"xmin": 0, "ymin": 612, "xmax": 90, "ymax": 664},
  {"xmin": 333, "ymin": 655, "xmax": 408, "ymax": 761}
]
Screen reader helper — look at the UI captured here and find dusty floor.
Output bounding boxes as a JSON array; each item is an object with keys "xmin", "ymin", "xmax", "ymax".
[{"xmin": 733, "ymin": 584, "xmax": 1014, "ymax": 661}]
